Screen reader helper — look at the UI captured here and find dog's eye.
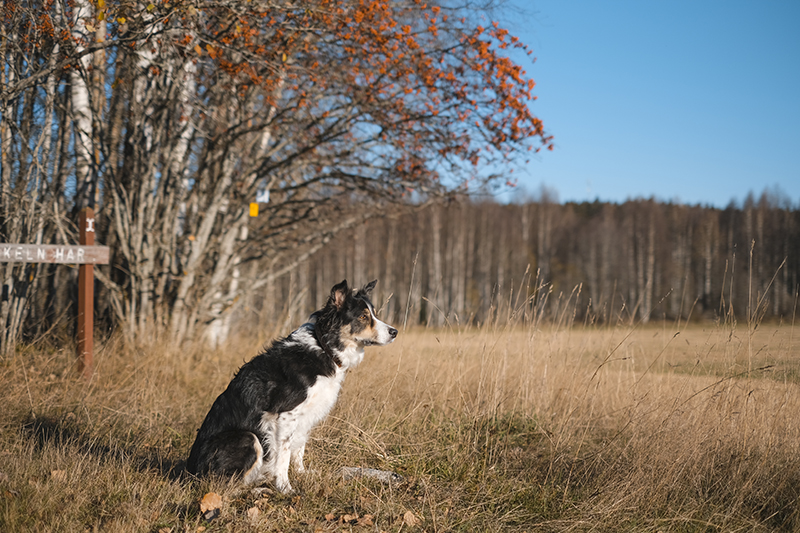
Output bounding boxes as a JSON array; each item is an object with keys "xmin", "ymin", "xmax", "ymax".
[{"xmin": 360, "ymin": 309, "xmax": 370, "ymax": 321}]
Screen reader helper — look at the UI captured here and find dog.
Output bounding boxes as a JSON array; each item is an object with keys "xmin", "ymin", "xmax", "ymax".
[{"xmin": 187, "ymin": 279, "xmax": 397, "ymax": 493}]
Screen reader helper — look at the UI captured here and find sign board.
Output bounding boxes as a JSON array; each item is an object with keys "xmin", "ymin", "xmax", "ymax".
[
  {"xmin": 0, "ymin": 244, "xmax": 109, "ymax": 264},
  {"xmin": 0, "ymin": 208, "xmax": 107, "ymax": 378}
]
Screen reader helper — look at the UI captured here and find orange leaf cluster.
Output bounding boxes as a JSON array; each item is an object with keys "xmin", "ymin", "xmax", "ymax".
[{"xmin": 178, "ymin": 0, "xmax": 550, "ymax": 170}]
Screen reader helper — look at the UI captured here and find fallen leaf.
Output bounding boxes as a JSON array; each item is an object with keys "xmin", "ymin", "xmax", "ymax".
[
  {"xmin": 246, "ymin": 506, "xmax": 260, "ymax": 520},
  {"xmin": 50, "ymin": 470, "xmax": 67, "ymax": 482},
  {"xmin": 403, "ymin": 510, "xmax": 420, "ymax": 527},
  {"xmin": 196, "ymin": 527, "xmax": 206, "ymax": 533},
  {"xmin": 324, "ymin": 513, "xmax": 336, "ymax": 521},
  {"xmin": 199, "ymin": 492, "xmax": 222, "ymax": 513},
  {"xmin": 342, "ymin": 513, "xmax": 358, "ymax": 523},
  {"xmin": 358, "ymin": 514, "xmax": 374, "ymax": 526}
]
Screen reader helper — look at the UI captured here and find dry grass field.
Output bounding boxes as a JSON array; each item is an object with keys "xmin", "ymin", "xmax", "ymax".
[{"xmin": 1, "ymin": 318, "xmax": 799, "ymax": 532}]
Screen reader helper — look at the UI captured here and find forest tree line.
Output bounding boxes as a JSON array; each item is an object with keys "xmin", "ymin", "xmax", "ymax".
[
  {"xmin": 3, "ymin": 189, "xmax": 798, "ymax": 348},
  {"xmin": 238, "ymin": 190, "xmax": 799, "ymax": 338}
]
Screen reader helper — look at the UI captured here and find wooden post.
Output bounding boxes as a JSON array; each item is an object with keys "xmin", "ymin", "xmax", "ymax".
[
  {"xmin": 1, "ymin": 218, "xmax": 108, "ymax": 377},
  {"xmin": 77, "ymin": 208, "xmax": 95, "ymax": 377}
]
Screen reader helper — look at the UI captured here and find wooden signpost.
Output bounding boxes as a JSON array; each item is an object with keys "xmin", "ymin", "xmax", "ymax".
[{"xmin": 0, "ymin": 207, "xmax": 109, "ymax": 377}]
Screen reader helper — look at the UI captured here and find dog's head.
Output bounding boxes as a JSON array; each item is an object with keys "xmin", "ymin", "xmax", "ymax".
[{"xmin": 316, "ymin": 280, "xmax": 398, "ymax": 353}]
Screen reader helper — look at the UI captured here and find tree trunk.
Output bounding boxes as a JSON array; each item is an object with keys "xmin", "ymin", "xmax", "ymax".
[
  {"xmin": 69, "ymin": 0, "xmax": 95, "ymax": 209},
  {"xmin": 427, "ymin": 206, "xmax": 444, "ymax": 326}
]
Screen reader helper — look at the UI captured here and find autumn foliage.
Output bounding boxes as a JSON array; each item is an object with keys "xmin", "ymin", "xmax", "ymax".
[
  {"xmin": 5, "ymin": 0, "xmax": 550, "ymax": 186},
  {"xmin": 187, "ymin": 0, "xmax": 552, "ymax": 174}
]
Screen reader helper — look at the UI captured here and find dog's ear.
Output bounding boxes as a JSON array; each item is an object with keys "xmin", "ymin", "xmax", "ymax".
[
  {"xmin": 362, "ymin": 280, "xmax": 377, "ymax": 295},
  {"xmin": 330, "ymin": 280, "xmax": 349, "ymax": 309}
]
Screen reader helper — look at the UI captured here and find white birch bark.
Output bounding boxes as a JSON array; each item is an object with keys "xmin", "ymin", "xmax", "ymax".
[
  {"xmin": 427, "ymin": 206, "xmax": 444, "ymax": 326},
  {"xmin": 69, "ymin": 0, "xmax": 95, "ymax": 207},
  {"xmin": 641, "ymin": 214, "xmax": 655, "ymax": 323}
]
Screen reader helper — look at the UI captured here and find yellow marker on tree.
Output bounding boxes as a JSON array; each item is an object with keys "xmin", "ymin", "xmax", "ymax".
[{"xmin": 249, "ymin": 203, "xmax": 258, "ymax": 217}]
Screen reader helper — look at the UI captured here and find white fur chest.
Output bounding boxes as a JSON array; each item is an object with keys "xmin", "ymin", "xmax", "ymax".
[
  {"xmin": 293, "ymin": 371, "xmax": 346, "ymax": 429},
  {"xmin": 338, "ymin": 346, "xmax": 365, "ymax": 369}
]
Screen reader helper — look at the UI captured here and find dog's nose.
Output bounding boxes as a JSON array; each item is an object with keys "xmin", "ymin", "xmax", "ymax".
[{"xmin": 389, "ymin": 327, "xmax": 398, "ymax": 339}]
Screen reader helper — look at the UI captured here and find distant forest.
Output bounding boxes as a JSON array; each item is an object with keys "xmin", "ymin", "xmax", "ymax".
[
  {"xmin": 5, "ymin": 191, "xmax": 799, "ymax": 347},
  {"xmin": 243, "ymin": 191, "xmax": 799, "ymax": 333}
]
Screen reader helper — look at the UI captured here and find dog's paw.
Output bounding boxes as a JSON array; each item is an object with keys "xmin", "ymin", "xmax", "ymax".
[{"xmin": 274, "ymin": 478, "xmax": 294, "ymax": 495}]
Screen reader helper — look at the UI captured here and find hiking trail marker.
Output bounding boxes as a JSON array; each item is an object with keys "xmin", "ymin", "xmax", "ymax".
[{"xmin": 0, "ymin": 208, "xmax": 109, "ymax": 377}]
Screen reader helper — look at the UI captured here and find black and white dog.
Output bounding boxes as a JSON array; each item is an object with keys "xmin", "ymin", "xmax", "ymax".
[{"xmin": 187, "ymin": 280, "xmax": 397, "ymax": 493}]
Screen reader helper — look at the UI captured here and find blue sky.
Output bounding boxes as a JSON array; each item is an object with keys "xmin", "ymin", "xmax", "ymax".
[{"xmin": 495, "ymin": 1, "xmax": 800, "ymax": 207}]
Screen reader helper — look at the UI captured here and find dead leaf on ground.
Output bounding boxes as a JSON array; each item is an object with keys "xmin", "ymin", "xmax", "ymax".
[
  {"xmin": 341, "ymin": 512, "xmax": 358, "ymax": 524},
  {"xmin": 358, "ymin": 514, "xmax": 374, "ymax": 526},
  {"xmin": 403, "ymin": 510, "xmax": 421, "ymax": 527},
  {"xmin": 246, "ymin": 506, "xmax": 260, "ymax": 520},
  {"xmin": 50, "ymin": 470, "xmax": 67, "ymax": 482},
  {"xmin": 199, "ymin": 492, "xmax": 222, "ymax": 513},
  {"xmin": 324, "ymin": 513, "xmax": 336, "ymax": 521}
]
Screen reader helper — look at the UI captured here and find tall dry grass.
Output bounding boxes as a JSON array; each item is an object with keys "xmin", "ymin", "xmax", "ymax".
[{"xmin": 1, "ymin": 315, "xmax": 799, "ymax": 531}]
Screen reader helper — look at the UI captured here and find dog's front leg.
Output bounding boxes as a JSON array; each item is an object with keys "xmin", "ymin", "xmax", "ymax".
[
  {"xmin": 274, "ymin": 445, "xmax": 293, "ymax": 493},
  {"xmin": 274, "ymin": 413, "xmax": 298, "ymax": 493},
  {"xmin": 290, "ymin": 440, "xmax": 306, "ymax": 473}
]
